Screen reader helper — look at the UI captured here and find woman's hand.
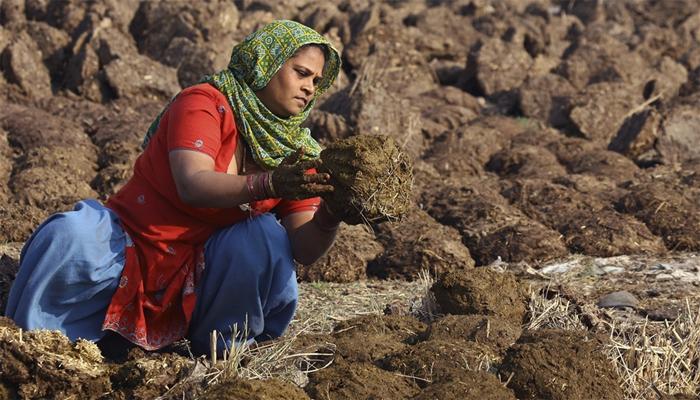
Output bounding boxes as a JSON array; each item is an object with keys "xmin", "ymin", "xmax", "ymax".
[{"xmin": 271, "ymin": 149, "xmax": 334, "ymax": 200}]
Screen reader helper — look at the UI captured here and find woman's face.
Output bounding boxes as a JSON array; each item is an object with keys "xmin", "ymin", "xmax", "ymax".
[{"xmin": 255, "ymin": 45, "xmax": 326, "ymax": 118}]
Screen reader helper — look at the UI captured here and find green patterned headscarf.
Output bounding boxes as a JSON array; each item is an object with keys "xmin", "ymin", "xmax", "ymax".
[{"xmin": 141, "ymin": 20, "xmax": 341, "ymax": 170}]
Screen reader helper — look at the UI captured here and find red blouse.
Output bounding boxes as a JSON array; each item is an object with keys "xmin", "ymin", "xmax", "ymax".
[{"xmin": 103, "ymin": 84, "xmax": 319, "ymax": 350}]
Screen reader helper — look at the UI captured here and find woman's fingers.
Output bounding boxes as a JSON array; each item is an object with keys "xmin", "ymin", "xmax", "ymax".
[
  {"xmin": 302, "ymin": 172, "xmax": 331, "ymax": 184},
  {"xmin": 302, "ymin": 183, "xmax": 335, "ymax": 194},
  {"xmin": 296, "ymin": 158, "xmax": 322, "ymax": 171},
  {"xmin": 280, "ymin": 148, "xmax": 304, "ymax": 166}
]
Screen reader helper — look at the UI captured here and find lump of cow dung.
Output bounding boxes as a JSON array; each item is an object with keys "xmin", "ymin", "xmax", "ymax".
[{"xmin": 320, "ymin": 135, "xmax": 413, "ymax": 225}]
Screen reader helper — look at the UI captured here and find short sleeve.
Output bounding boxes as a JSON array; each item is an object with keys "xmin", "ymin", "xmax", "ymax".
[
  {"xmin": 166, "ymin": 88, "xmax": 223, "ymax": 159},
  {"xmin": 274, "ymin": 197, "xmax": 321, "ymax": 219}
]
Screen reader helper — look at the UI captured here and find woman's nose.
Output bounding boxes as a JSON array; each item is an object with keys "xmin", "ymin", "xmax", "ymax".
[{"xmin": 301, "ymin": 79, "xmax": 315, "ymax": 96}]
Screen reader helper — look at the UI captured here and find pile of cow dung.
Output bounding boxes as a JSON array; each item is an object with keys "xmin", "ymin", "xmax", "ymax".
[
  {"xmin": 2, "ymin": 0, "xmax": 700, "ymax": 398},
  {"xmin": 319, "ymin": 135, "xmax": 413, "ymax": 225}
]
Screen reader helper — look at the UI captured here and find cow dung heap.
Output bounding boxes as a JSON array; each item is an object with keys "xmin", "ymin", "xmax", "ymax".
[{"xmin": 320, "ymin": 135, "xmax": 413, "ymax": 225}]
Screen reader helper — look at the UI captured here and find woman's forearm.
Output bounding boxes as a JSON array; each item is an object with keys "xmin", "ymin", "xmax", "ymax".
[
  {"xmin": 178, "ymin": 170, "xmax": 254, "ymax": 208},
  {"xmin": 287, "ymin": 206, "xmax": 340, "ymax": 265}
]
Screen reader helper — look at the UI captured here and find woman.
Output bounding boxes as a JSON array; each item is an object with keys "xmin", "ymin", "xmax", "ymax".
[{"xmin": 5, "ymin": 20, "xmax": 342, "ymax": 356}]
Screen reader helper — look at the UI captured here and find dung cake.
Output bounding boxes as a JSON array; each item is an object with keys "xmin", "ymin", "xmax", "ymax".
[{"xmin": 320, "ymin": 135, "xmax": 413, "ymax": 225}]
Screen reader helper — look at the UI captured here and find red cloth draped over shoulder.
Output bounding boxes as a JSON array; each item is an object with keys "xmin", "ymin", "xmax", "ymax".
[{"xmin": 103, "ymin": 83, "xmax": 320, "ymax": 350}]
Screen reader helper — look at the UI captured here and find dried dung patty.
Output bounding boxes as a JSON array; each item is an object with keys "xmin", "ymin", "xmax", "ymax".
[
  {"xmin": 320, "ymin": 135, "xmax": 413, "ymax": 225},
  {"xmin": 0, "ymin": 203, "xmax": 49, "ymax": 243},
  {"xmin": 617, "ymin": 181, "xmax": 700, "ymax": 251},
  {"xmin": 413, "ymin": 370, "xmax": 516, "ymax": 400},
  {"xmin": 380, "ymin": 339, "xmax": 497, "ymax": 387},
  {"xmin": 306, "ymin": 358, "xmax": 419, "ymax": 400},
  {"xmin": 500, "ymin": 329, "xmax": 623, "ymax": 400},
  {"xmin": 426, "ymin": 314, "xmax": 522, "ymax": 355},
  {"xmin": 329, "ymin": 315, "xmax": 426, "ymax": 363},
  {"xmin": 500, "ymin": 178, "xmax": 607, "ymax": 229},
  {"xmin": 202, "ymin": 378, "xmax": 310, "ymax": 400},
  {"xmin": 369, "ymin": 207, "xmax": 475, "ymax": 280},
  {"xmin": 297, "ymin": 224, "xmax": 383, "ymax": 283},
  {"xmin": 110, "ymin": 350, "xmax": 194, "ymax": 399},
  {"xmin": 331, "ymin": 314, "xmax": 427, "ymax": 341},
  {"xmin": 0, "ymin": 255, "xmax": 19, "ymax": 315},
  {"xmin": 0, "ymin": 317, "xmax": 111, "ymax": 399},
  {"xmin": 431, "ymin": 268, "xmax": 528, "ymax": 324},
  {"xmin": 560, "ymin": 209, "xmax": 666, "ymax": 256},
  {"xmin": 486, "ymin": 145, "xmax": 566, "ymax": 180},
  {"xmin": 471, "ymin": 220, "xmax": 569, "ymax": 265}
]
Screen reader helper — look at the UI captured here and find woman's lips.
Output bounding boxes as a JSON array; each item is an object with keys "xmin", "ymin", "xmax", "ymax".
[{"xmin": 294, "ymin": 96, "xmax": 308, "ymax": 106}]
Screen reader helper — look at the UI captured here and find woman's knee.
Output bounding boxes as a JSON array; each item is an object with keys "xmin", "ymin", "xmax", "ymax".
[
  {"xmin": 25, "ymin": 201, "xmax": 119, "ymax": 259},
  {"xmin": 207, "ymin": 214, "xmax": 291, "ymax": 262},
  {"xmin": 35, "ymin": 213, "xmax": 90, "ymax": 248}
]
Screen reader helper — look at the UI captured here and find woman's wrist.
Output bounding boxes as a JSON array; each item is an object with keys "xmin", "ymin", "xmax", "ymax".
[
  {"xmin": 312, "ymin": 201, "xmax": 341, "ymax": 232},
  {"xmin": 245, "ymin": 172, "xmax": 276, "ymax": 201}
]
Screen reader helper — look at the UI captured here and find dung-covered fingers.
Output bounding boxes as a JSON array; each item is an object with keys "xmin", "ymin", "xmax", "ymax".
[
  {"xmin": 280, "ymin": 148, "xmax": 304, "ymax": 166},
  {"xmin": 302, "ymin": 172, "xmax": 331, "ymax": 184},
  {"xmin": 296, "ymin": 158, "xmax": 323, "ymax": 171},
  {"xmin": 301, "ymin": 182, "xmax": 334, "ymax": 194}
]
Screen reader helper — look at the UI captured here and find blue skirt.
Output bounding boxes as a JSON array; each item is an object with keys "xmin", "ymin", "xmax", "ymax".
[{"xmin": 4, "ymin": 200, "xmax": 298, "ymax": 355}]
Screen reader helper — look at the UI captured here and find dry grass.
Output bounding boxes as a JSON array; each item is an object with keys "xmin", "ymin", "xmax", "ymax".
[
  {"xmin": 524, "ymin": 285, "xmax": 700, "ymax": 399},
  {"xmin": 293, "ymin": 278, "xmax": 426, "ymax": 335},
  {"xmin": 605, "ymin": 300, "xmax": 700, "ymax": 399},
  {"xmin": 526, "ymin": 287, "xmax": 588, "ymax": 331},
  {"xmin": 409, "ymin": 269, "xmax": 441, "ymax": 323},
  {"xmin": 204, "ymin": 321, "xmax": 334, "ymax": 389}
]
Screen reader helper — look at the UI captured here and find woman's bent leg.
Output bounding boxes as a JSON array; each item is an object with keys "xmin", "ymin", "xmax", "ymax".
[
  {"xmin": 4, "ymin": 200, "xmax": 128, "ymax": 342},
  {"xmin": 188, "ymin": 213, "xmax": 298, "ymax": 355}
]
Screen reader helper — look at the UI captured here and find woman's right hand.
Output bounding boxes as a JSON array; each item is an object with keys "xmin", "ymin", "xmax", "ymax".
[{"xmin": 271, "ymin": 149, "xmax": 334, "ymax": 200}]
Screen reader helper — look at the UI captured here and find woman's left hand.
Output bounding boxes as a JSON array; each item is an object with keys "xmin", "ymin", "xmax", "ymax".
[{"xmin": 271, "ymin": 149, "xmax": 334, "ymax": 200}]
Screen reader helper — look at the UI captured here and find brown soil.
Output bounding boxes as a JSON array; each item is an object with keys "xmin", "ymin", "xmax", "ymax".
[
  {"xmin": 11, "ymin": 166, "xmax": 97, "ymax": 209},
  {"xmin": 658, "ymin": 100, "xmax": 700, "ymax": 164},
  {"xmin": 201, "ymin": 378, "xmax": 310, "ymax": 400},
  {"xmin": 413, "ymin": 370, "xmax": 516, "ymax": 400},
  {"xmin": 369, "ymin": 206, "xmax": 475, "ymax": 280},
  {"xmin": 500, "ymin": 329, "xmax": 624, "ymax": 400},
  {"xmin": 432, "ymin": 268, "xmax": 528, "ymax": 324},
  {"xmin": 305, "ymin": 358, "xmax": 420, "ymax": 400},
  {"xmin": 0, "ymin": 106, "xmax": 95, "ymax": 156},
  {"xmin": 320, "ymin": 135, "xmax": 413, "ymax": 225},
  {"xmin": 297, "ymin": 224, "xmax": 383, "ymax": 283},
  {"xmin": 426, "ymin": 314, "xmax": 522, "ymax": 355},
  {"xmin": 416, "ymin": 86, "xmax": 481, "ymax": 138},
  {"xmin": 500, "ymin": 178, "xmax": 666, "ymax": 256}
]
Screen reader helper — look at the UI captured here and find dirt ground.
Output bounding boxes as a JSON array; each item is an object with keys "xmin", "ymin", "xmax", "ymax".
[{"xmin": 2, "ymin": 0, "xmax": 700, "ymax": 399}]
